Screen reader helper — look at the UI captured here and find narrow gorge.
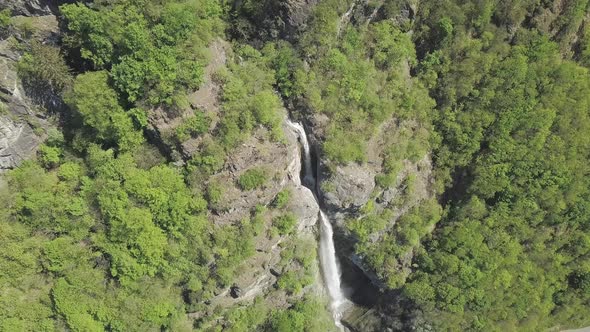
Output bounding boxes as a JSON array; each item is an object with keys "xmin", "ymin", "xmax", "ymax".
[
  {"xmin": 286, "ymin": 120, "xmax": 348, "ymax": 328},
  {"xmin": 2, "ymin": 0, "xmax": 590, "ymax": 331}
]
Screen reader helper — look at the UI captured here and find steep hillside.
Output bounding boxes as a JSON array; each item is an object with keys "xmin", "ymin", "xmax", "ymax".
[{"xmin": 1, "ymin": 0, "xmax": 590, "ymax": 331}]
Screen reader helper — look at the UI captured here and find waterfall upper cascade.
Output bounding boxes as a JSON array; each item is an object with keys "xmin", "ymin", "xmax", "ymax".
[{"xmin": 286, "ymin": 120, "xmax": 347, "ymax": 328}]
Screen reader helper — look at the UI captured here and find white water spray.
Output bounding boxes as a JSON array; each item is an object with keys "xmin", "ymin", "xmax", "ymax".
[
  {"xmin": 287, "ymin": 120, "xmax": 347, "ymax": 328},
  {"xmin": 319, "ymin": 210, "xmax": 347, "ymax": 323},
  {"xmin": 286, "ymin": 121, "xmax": 315, "ymax": 186}
]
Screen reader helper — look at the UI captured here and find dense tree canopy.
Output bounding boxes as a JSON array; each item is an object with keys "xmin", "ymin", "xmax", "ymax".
[{"xmin": 2, "ymin": 0, "xmax": 590, "ymax": 330}]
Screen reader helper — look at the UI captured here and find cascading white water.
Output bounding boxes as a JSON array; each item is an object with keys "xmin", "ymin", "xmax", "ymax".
[
  {"xmin": 319, "ymin": 211, "xmax": 346, "ymax": 322},
  {"xmin": 287, "ymin": 120, "xmax": 347, "ymax": 328},
  {"xmin": 286, "ymin": 121, "xmax": 315, "ymax": 186}
]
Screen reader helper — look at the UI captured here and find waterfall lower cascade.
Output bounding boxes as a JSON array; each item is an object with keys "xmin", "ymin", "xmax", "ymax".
[{"xmin": 287, "ymin": 120, "xmax": 347, "ymax": 328}]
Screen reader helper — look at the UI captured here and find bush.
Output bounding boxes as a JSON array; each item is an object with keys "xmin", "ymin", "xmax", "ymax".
[
  {"xmin": 0, "ymin": 101, "xmax": 7, "ymax": 115},
  {"xmin": 37, "ymin": 145, "xmax": 61, "ymax": 168},
  {"xmin": 249, "ymin": 204, "xmax": 267, "ymax": 236},
  {"xmin": 57, "ymin": 162, "xmax": 83, "ymax": 182},
  {"xmin": 18, "ymin": 42, "xmax": 72, "ymax": 93},
  {"xmin": 273, "ymin": 213, "xmax": 297, "ymax": 236},
  {"xmin": 188, "ymin": 140, "xmax": 226, "ymax": 176},
  {"xmin": 277, "ymin": 271, "xmax": 302, "ymax": 294},
  {"xmin": 175, "ymin": 111, "xmax": 210, "ymax": 142},
  {"xmin": 0, "ymin": 9, "xmax": 10, "ymax": 29},
  {"xmin": 268, "ymin": 296, "xmax": 336, "ymax": 332},
  {"xmin": 206, "ymin": 181, "xmax": 223, "ymax": 206},
  {"xmin": 272, "ymin": 189, "xmax": 291, "ymax": 209},
  {"xmin": 238, "ymin": 168, "xmax": 267, "ymax": 190}
]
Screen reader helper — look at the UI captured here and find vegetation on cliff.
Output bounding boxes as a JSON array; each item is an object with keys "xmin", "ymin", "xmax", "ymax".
[
  {"xmin": 1, "ymin": 1, "xmax": 332, "ymax": 331},
  {"xmin": 2, "ymin": 0, "xmax": 590, "ymax": 331}
]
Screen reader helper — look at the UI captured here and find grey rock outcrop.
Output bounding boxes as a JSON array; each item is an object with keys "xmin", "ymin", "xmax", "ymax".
[
  {"xmin": 147, "ymin": 39, "xmax": 230, "ymax": 161},
  {"xmin": 0, "ymin": 0, "xmax": 56, "ymax": 16},
  {"xmin": 0, "ymin": 115, "xmax": 40, "ymax": 171},
  {"xmin": 0, "ymin": 30, "xmax": 54, "ymax": 172},
  {"xmin": 233, "ymin": 0, "xmax": 319, "ymax": 42},
  {"xmin": 281, "ymin": 0, "xmax": 319, "ymax": 37},
  {"xmin": 320, "ymin": 163, "xmax": 375, "ymax": 213},
  {"xmin": 194, "ymin": 115, "xmax": 322, "ymax": 316}
]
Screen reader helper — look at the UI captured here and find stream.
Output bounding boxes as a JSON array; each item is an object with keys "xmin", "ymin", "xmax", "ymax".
[{"xmin": 286, "ymin": 120, "xmax": 348, "ymax": 329}]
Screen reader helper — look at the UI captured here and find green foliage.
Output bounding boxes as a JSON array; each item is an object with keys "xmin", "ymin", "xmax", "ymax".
[
  {"xmin": 37, "ymin": 144, "xmax": 61, "ymax": 169},
  {"xmin": 65, "ymin": 71, "xmax": 143, "ymax": 151},
  {"xmin": 216, "ymin": 45, "xmax": 284, "ymax": 149},
  {"xmin": 0, "ymin": 216, "xmax": 55, "ymax": 331},
  {"xmin": 400, "ymin": 5, "xmax": 590, "ymax": 329},
  {"xmin": 0, "ymin": 9, "xmax": 10, "ymax": 29},
  {"xmin": 188, "ymin": 139, "xmax": 226, "ymax": 177},
  {"xmin": 348, "ymin": 200, "xmax": 442, "ymax": 288},
  {"xmin": 206, "ymin": 180, "xmax": 224, "ymax": 207},
  {"xmin": 224, "ymin": 297, "xmax": 269, "ymax": 332},
  {"xmin": 18, "ymin": 42, "xmax": 72, "ymax": 93},
  {"xmin": 272, "ymin": 189, "xmax": 291, "ymax": 209},
  {"xmin": 175, "ymin": 110, "xmax": 210, "ymax": 142},
  {"xmin": 60, "ymin": 0, "xmax": 223, "ymax": 106},
  {"xmin": 238, "ymin": 168, "xmax": 267, "ymax": 191},
  {"xmin": 4, "ymin": 1, "xmax": 590, "ymax": 331},
  {"xmin": 262, "ymin": 42, "xmax": 302, "ymax": 97},
  {"xmin": 8, "ymin": 161, "xmax": 92, "ymax": 237},
  {"xmin": 276, "ymin": 237, "xmax": 317, "ymax": 295},
  {"xmin": 219, "ymin": 295, "xmax": 335, "ymax": 332},
  {"xmin": 273, "ymin": 213, "xmax": 297, "ymax": 236},
  {"xmin": 294, "ymin": 5, "xmax": 433, "ymax": 164},
  {"xmin": 268, "ymin": 296, "xmax": 337, "ymax": 332}
]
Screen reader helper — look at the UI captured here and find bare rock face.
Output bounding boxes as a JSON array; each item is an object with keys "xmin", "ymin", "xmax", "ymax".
[
  {"xmin": 320, "ymin": 163, "xmax": 375, "ymax": 212},
  {"xmin": 195, "ymin": 116, "xmax": 322, "ymax": 315},
  {"xmin": 281, "ymin": 0, "xmax": 319, "ymax": 37},
  {"xmin": 233, "ymin": 0, "xmax": 319, "ymax": 42},
  {"xmin": 290, "ymin": 185, "xmax": 319, "ymax": 232},
  {"xmin": 0, "ymin": 37, "xmax": 48, "ymax": 172},
  {"xmin": 0, "ymin": 0, "xmax": 57, "ymax": 16},
  {"xmin": 0, "ymin": 11, "xmax": 59, "ymax": 172},
  {"xmin": 0, "ymin": 115, "xmax": 40, "ymax": 171}
]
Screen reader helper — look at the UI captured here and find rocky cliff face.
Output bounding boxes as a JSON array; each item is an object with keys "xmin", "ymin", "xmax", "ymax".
[
  {"xmin": 232, "ymin": 0, "xmax": 319, "ymax": 42},
  {"xmin": 147, "ymin": 39, "xmax": 326, "ymax": 315},
  {"xmin": 199, "ymin": 119, "xmax": 323, "ymax": 314},
  {"xmin": 0, "ymin": 9, "xmax": 58, "ymax": 172},
  {"xmin": 0, "ymin": 0, "xmax": 56, "ymax": 16}
]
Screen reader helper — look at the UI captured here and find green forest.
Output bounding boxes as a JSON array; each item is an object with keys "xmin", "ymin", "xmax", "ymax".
[{"xmin": 1, "ymin": 0, "xmax": 590, "ymax": 331}]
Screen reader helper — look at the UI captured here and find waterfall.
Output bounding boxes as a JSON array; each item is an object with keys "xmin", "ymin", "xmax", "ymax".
[
  {"xmin": 319, "ymin": 211, "xmax": 347, "ymax": 321},
  {"xmin": 287, "ymin": 120, "xmax": 347, "ymax": 328},
  {"xmin": 286, "ymin": 121, "xmax": 314, "ymax": 186}
]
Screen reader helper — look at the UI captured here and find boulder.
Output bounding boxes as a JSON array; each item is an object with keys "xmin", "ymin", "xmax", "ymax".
[
  {"xmin": 289, "ymin": 185, "xmax": 319, "ymax": 232},
  {"xmin": 270, "ymin": 267, "xmax": 281, "ymax": 277},
  {"xmin": 320, "ymin": 163, "xmax": 375, "ymax": 212},
  {"xmin": 0, "ymin": 115, "xmax": 40, "ymax": 171},
  {"xmin": 230, "ymin": 285, "xmax": 242, "ymax": 299}
]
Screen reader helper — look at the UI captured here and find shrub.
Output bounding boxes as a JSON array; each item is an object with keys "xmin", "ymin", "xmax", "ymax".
[
  {"xmin": 0, "ymin": 9, "xmax": 10, "ymax": 29},
  {"xmin": 273, "ymin": 213, "xmax": 297, "ymax": 236},
  {"xmin": 272, "ymin": 189, "xmax": 291, "ymax": 209},
  {"xmin": 175, "ymin": 111, "xmax": 210, "ymax": 142},
  {"xmin": 188, "ymin": 139, "xmax": 226, "ymax": 175},
  {"xmin": 57, "ymin": 162, "xmax": 83, "ymax": 182},
  {"xmin": 206, "ymin": 181, "xmax": 223, "ymax": 206},
  {"xmin": 18, "ymin": 42, "xmax": 72, "ymax": 93},
  {"xmin": 37, "ymin": 145, "xmax": 61, "ymax": 168},
  {"xmin": 250, "ymin": 204, "xmax": 267, "ymax": 236},
  {"xmin": 0, "ymin": 101, "xmax": 7, "ymax": 115},
  {"xmin": 238, "ymin": 168, "xmax": 267, "ymax": 190},
  {"xmin": 277, "ymin": 271, "xmax": 302, "ymax": 294}
]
